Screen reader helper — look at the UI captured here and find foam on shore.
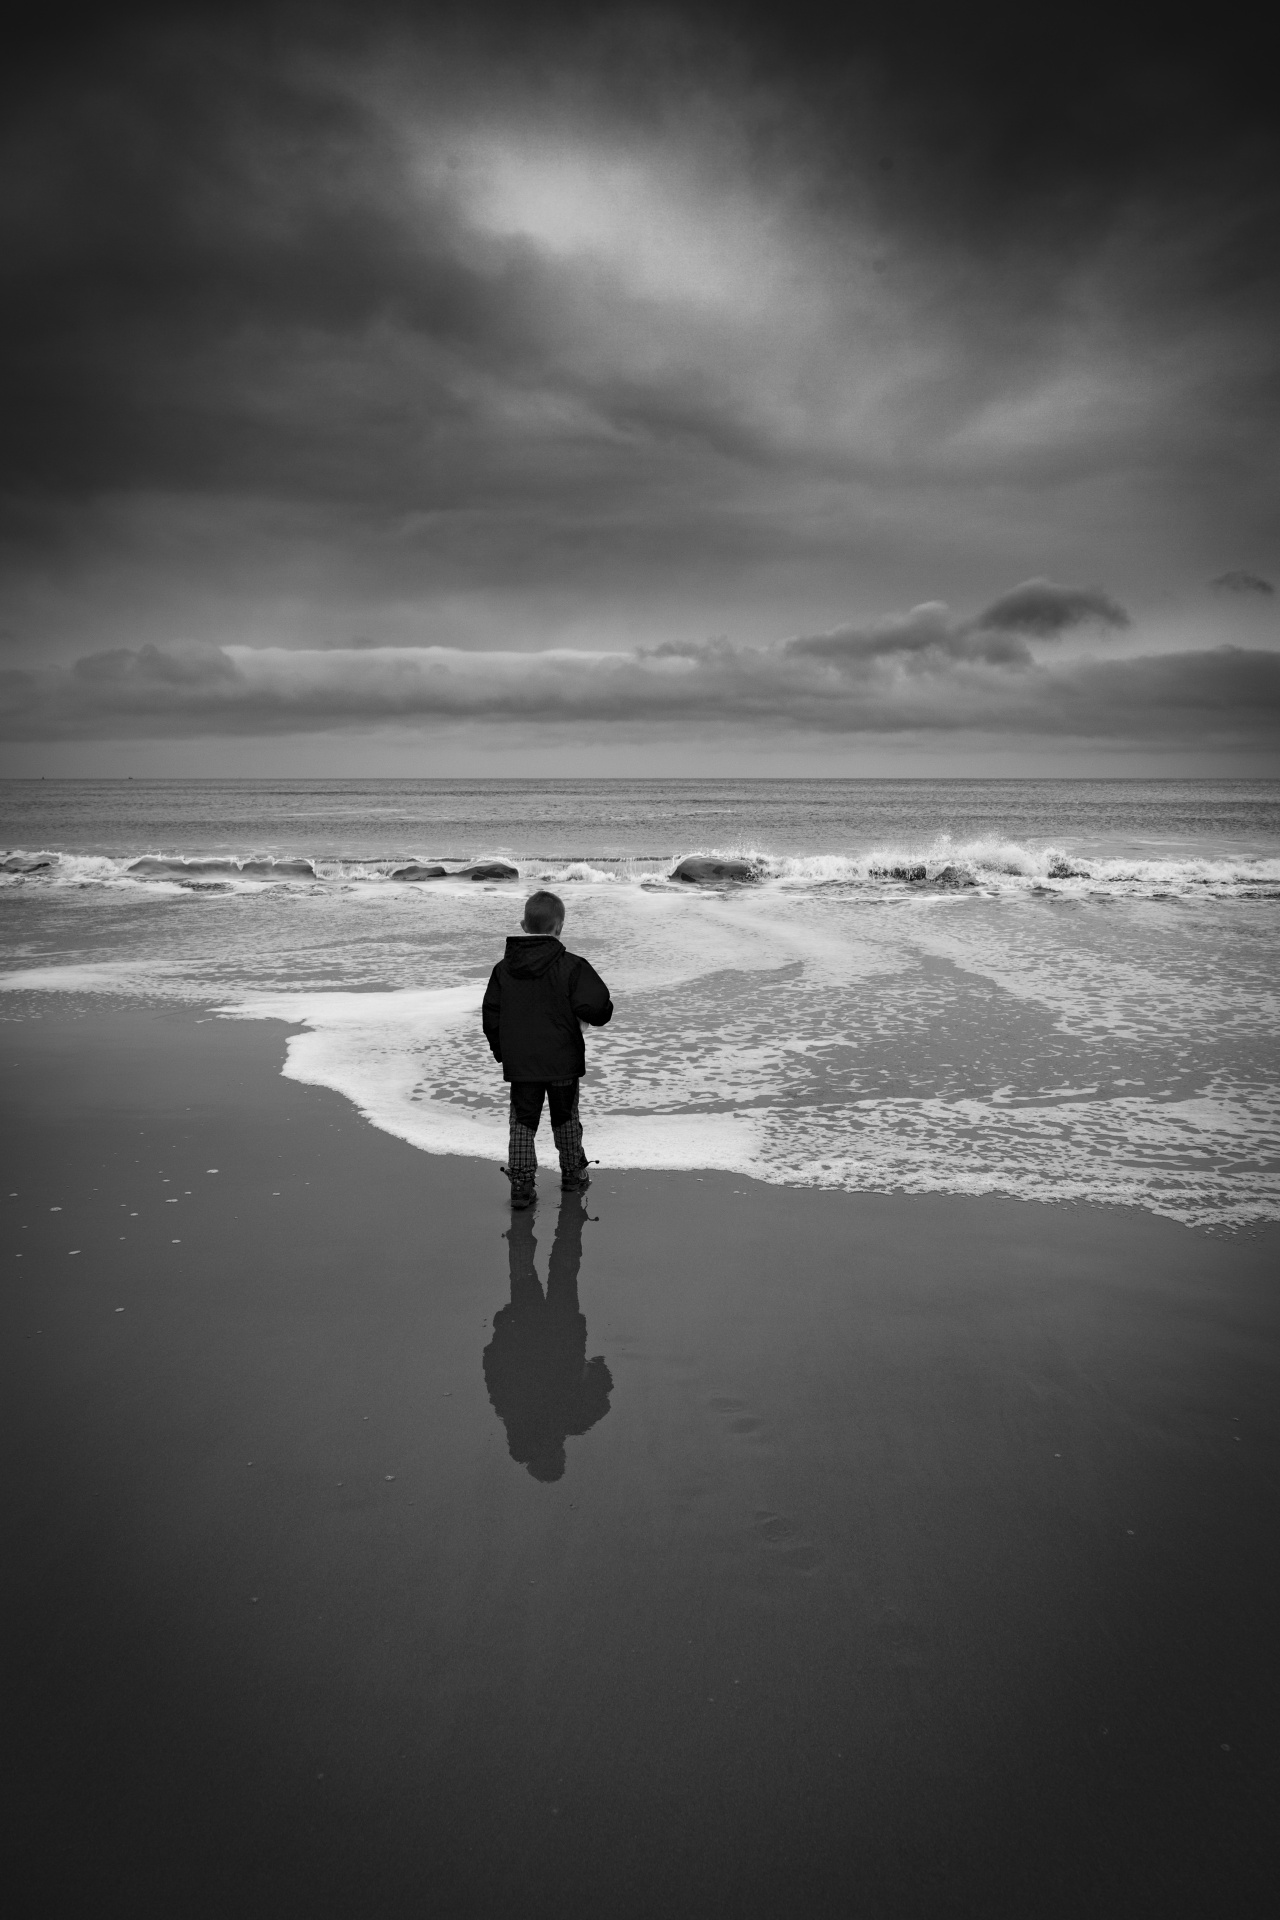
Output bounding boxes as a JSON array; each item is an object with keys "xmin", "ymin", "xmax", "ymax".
[
  {"xmin": 218, "ymin": 987, "xmax": 762, "ymax": 1172},
  {"xmin": 211, "ymin": 985, "xmax": 1280, "ymax": 1230}
]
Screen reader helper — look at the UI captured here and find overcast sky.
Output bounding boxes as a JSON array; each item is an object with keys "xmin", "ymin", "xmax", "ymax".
[{"xmin": 2, "ymin": 0, "xmax": 1277, "ymax": 774}]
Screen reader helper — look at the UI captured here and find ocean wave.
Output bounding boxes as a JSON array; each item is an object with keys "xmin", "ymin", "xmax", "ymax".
[{"xmin": 5, "ymin": 838, "xmax": 1279, "ymax": 901}]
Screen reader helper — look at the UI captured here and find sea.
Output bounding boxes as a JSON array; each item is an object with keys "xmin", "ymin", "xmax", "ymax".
[{"xmin": 3, "ymin": 778, "xmax": 1279, "ymax": 1231}]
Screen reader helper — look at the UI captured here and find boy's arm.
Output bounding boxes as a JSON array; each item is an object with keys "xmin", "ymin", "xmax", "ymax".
[
  {"xmin": 481, "ymin": 966, "xmax": 503, "ymax": 1059},
  {"xmin": 569, "ymin": 958, "xmax": 613, "ymax": 1029}
]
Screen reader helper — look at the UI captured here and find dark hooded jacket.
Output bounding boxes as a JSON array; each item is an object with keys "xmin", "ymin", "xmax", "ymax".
[{"xmin": 482, "ymin": 936, "xmax": 613, "ymax": 1082}]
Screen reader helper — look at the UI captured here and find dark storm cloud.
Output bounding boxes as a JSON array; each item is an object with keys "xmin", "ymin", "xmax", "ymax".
[
  {"xmin": 4, "ymin": 582, "xmax": 1276, "ymax": 746},
  {"xmin": 789, "ymin": 582, "xmax": 1132, "ymax": 671},
  {"xmin": 1, "ymin": 1, "xmax": 1277, "ymax": 755},
  {"xmin": 974, "ymin": 581, "xmax": 1130, "ymax": 638},
  {"xmin": 4, "ymin": 5, "xmax": 1277, "ymax": 510},
  {"xmin": 788, "ymin": 603, "xmax": 1033, "ymax": 669},
  {"xmin": 1212, "ymin": 572, "xmax": 1275, "ymax": 596}
]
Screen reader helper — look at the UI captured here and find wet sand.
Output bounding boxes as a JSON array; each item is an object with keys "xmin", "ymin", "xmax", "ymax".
[{"xmin": 3, "ymin": 1007, "xmax": 1278, "ymax": 1918}]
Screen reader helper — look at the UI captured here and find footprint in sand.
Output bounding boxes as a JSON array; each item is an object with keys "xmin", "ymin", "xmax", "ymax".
[
  {"xmin": 706, "ymin": 1398, "xmax": 823, "ymax": 1572},
  {"xmin": 753, "ymin": 1509, "xmax": 823, "ymax": 1573},
  {"xmin": 708, "ymin": 1394, "xmax": 765, "ymax": 1436}
]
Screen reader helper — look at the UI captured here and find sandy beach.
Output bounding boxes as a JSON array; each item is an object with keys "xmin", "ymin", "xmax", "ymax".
[{"xmin": 4, "ymin": 1005, "xmax": 1278, "ymax": 1915}]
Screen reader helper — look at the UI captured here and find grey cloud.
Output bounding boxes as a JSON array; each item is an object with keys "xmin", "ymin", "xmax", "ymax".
[
  {"xmin": 1211, "ymin": 571, "xmax": 1274, "ymax": 596},
  {"xmin": 787, "ymin": 602, "xmax": 1035, "ymax": 669},
  {"xmin": 4, "ymin": 9, "xmax": 1278, "ymax": 520},
  {"xmin": 2, "ymin": 3, "xmax": 1278, "ymax": 724},
  {"xmin": 71, "ymin": 643, "xmax": 239, "ymax": 688},
  {"xmin": 785, "ymin": 581, "xmax": 1132, "ymax": 669},
  {"xmin": 974, "ymin": 579, "xmax": 1130, "ymax": 637},
  {"xmin": 4, "ymin": 583, "xmax": 1276, "ymax": 745}
]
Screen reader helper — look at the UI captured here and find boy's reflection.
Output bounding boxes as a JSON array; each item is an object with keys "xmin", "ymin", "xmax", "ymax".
[{"xmin": 483, "ymin": 1192, "xmax": 613, "ymax": 1481}]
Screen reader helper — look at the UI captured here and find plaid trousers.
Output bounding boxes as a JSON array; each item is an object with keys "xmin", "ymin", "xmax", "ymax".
[{"xmin": 507, "ymin": 1079, "xmax": 584, "ymax": 1178}]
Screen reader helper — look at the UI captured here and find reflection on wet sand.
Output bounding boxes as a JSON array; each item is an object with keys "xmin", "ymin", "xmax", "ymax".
[{"xmin": 483, "ymin": 1192, "xmax": 613, "ymax": 1481}]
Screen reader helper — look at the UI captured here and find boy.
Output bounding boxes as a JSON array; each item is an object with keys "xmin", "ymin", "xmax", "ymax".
[{"xmin": 482, "ymin": 890, "xmax": 614, "ymax": 1209}]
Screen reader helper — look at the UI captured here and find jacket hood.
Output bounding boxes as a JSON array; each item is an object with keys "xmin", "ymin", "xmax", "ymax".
[{"xmin": 504, "ymin": 934, "xmax": 564, "ymax": 979}]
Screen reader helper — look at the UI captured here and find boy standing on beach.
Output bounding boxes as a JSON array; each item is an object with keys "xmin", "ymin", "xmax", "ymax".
[{"xmin": 482, "ymin": 890, "xmax": 614, "ymax": 1209}]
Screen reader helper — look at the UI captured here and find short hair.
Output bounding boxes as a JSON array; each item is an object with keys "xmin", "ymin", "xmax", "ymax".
[{"xmin": 523, "ymin": 890, "xmax": 565, "ymax": 932}]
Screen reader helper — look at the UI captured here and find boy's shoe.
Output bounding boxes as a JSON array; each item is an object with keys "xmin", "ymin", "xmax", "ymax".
[
  {"xmin": 503, "ymin": 1167, "xmax": 537, "ymax": 1209},
  {"xmin": 560, "ymin": 1159, "xmax": 591, "ymax": 1194}
]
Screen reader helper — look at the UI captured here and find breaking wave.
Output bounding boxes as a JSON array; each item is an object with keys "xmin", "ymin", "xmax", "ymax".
[{"xmin": 4, "ymin": 838, "xmax": 1279, "ymax": 901}]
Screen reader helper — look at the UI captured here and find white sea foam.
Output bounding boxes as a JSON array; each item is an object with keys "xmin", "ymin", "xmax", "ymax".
[
  {"xmin": 221, "ymin": 986, "xmax": 501, "ymax": 1154},
  {"xmin": 210, "ymin": 977, "xmax": 1280, "ymax": 1231},
  {"xmin": 760, "ymin": 1087, "xmax": 1280, "ymax": 1230},
  {"xmin": 0, "ymin": 961, "xmax": 189, "ymax": 994},
  {"xmin": 217, "ymin": 987, "xmax": 763, "ymax": 1172}
]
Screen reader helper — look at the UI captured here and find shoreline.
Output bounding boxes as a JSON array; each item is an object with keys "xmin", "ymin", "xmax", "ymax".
[{"xmin": 4, "ymin": 1005, "xmax": 1279, "ymax": 1917}]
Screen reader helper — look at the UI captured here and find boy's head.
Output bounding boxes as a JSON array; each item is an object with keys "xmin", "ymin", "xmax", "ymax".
[{"xmin": 521, "ymin": 890, "xmax": 565, "ymax": 936}]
